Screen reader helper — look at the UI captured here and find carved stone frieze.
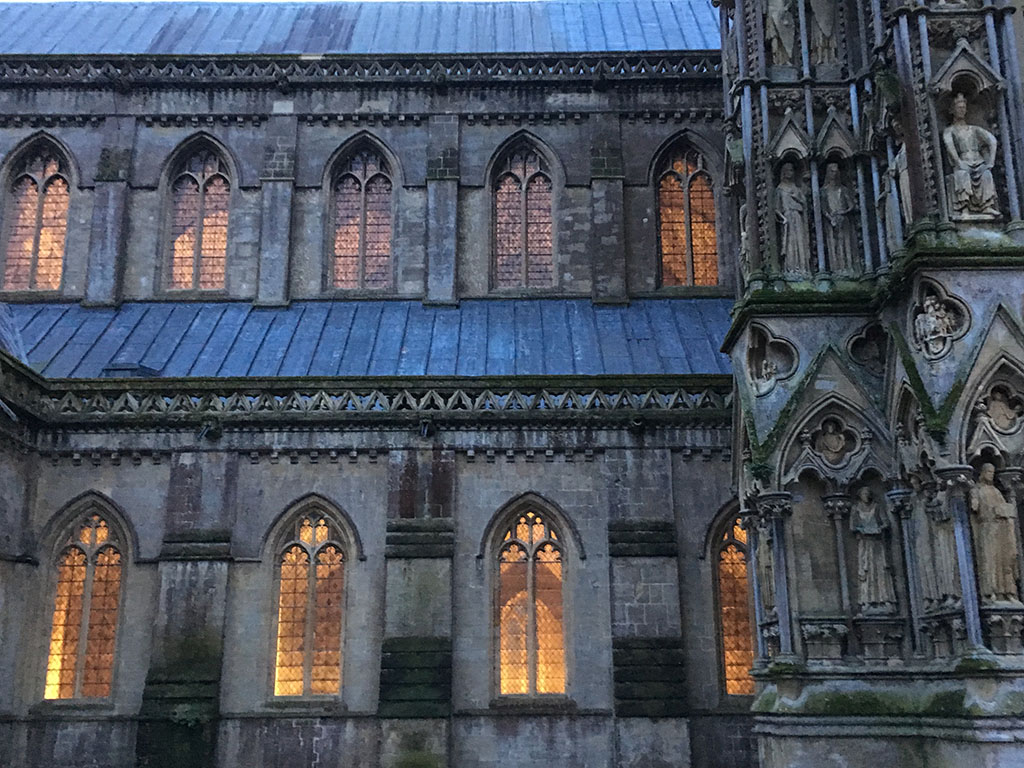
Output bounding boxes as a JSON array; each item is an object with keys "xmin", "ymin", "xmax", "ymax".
[{"xmin": 800, "ymin": 620, "xmax": 848, "ymax": 660}]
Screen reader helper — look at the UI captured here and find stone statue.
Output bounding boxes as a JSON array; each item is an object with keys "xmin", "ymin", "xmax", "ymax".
[
  {"xmin": 756, "ymin": 516, "xmax": 776, "ymax": 613},
  {"xmin": 821, "ymin": 162, "xmax": 857, "ymax": 274},
  {"xmin": 913, "ymin": 294, "xmax": 956, "ymax": 359},
  {"xmin": 850, "ymin": 487, "xmax": 898, "ymax": 615},
  {"xmin": 775, "ymin": 162, "xmax": 811, "ymax": 275},
  {"xmin": 988, "ymin": 388, "xmax": 1023, "ymax": 433},
  {"xmin": 814, "ymin": 419, "xmax": 850, "ymax": 465},
  {"xmin": 766, "ymin": 0, "xmax": 797, "ymax": 68},
  {"xmin": 914, "ymin": 478, "xmax": 960, "ymax": 611},
  {"xmin": 970, "ymin": 463, "xmax": 1021, "ymax": 605},
  {"xmin": 942, "ymin": 92, "xmax": 1000, "ymax": 220},
  {"xmin": 807, "ymin": 0, "xmax": 838, "ymax": 65}
]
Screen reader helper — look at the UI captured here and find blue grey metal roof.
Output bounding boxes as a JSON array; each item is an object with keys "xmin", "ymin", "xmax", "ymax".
[
  {"xmin": 0, "ymin": 1, "xmax": 720, "ymax": 56},
  {"xmin": 8, "ymin": 299, "xmax": 732, "ymax": 378},
  {"xmin": 0, "ymin": 302, "xmax": 25, "ymax": 362}
]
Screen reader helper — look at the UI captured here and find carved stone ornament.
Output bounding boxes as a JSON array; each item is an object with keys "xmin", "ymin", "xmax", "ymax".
[
  {"xmin": 820, "ymin": 161, "xmax": 858, "ymax": 275},
  {"xmin": 968, "ymin": 382, "xmax": 1024, "ymax": 464},
  {"xmin": 910, "ymin": 281, "xmax": 969, "ymax": 361},
  {"xmin": 969, "ymin": 462, "xmax": 1022, "ymax": 606},
  {"xmin": 765, "ymin": 0, "xmax": 797, "ymax": 68},
  {"xmin": 806, "ymin": 0, "xmax": 838, "ymax": 66},
  {"xmin": 850, "ymin": 487, "xmax": 898, "ymax": 616},
  {"xmin": 848, "ymin": 323, "xmax": 888, "ymax": 375},
  {"xmin": 774, "ymin": 161, "xmax": 812, "ymax": 276},
  {"xmin": 800, "ymin": 620, "xmax": 847, "ymax": 660},
  {"xmin": 746, "ymin": 325, "xmax": 798, "ymax": 397},
  {"xmin": 811, "ymin": 416, "xmax": 860, "ymax": 466},
  {"xmin": 942, "ymin": 92, "xmax": 1001, "ymax": 221}
]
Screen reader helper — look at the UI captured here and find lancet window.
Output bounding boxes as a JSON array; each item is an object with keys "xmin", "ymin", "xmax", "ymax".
[
  {"xmin": 331, "ymin": 148, "xmax": 393, "ymax": 290},
  {"xmin": 45, "ymin": 511, "xmax": 124, "ymax": 700},
  {"xmin": 493, "ymin": 147, "xmax": 553, "ymax": 290},
  {"xmin": 166, "ymin": 148, "xmax": 230, "ymax": 291},
  {"xmin": 496, "ymin": 509, "xmax": 566, "ymax": 696},
  {"xmin": 657, "ymin": 148, "xmax": 718, "ymax": 286},
  {"xmin": 717, "ymin": 518, "xmax": 755, "ymax": 695},
  {"xmin": 274, "ymin": 514, "xmax": 346, "ymax": 697},
  {"xmin": 2, "ymin": 148, "xmax": 69, "ymax": 291}
]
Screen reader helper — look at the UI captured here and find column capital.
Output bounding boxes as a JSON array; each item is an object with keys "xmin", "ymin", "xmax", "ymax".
[
  {"xmin": 935, "ymin": 465, "xmax": 976, "ymax": 494},
  {"xmin": 757, "ymin": 491, "xmax": 793, "ymax": 519},
  {"xmin": 822, "ymin": 493, "xmax": 852, "ymax": 520},
  {"xmin": 886, "ymin": 487, "xmax": 915, "ymax": 519}
]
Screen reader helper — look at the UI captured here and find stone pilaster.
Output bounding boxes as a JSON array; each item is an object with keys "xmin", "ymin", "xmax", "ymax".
[
  {"xmin": 425, "ymin": 115, "xmax": 459, "ymax": 306},
  {"xmin": 84, "ymin": 117, "xmax": 135, "ymax": 306},
  {"xmin": 255, "ymin": 113, "xmax": 297, "ymax": 306}
]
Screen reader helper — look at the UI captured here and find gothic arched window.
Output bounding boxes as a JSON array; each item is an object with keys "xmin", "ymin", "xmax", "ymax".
[
  {"xmin": 166, "ymin": 148, "xmax": 230, "ymax": 291},
  {"xmin": 493, "ymin": 147, "xmax": 553, "ymax": 290},
  {"xmin": 657, "ymin": 148, "xmax": 718, "ymax": 286},
  {"xmin": 273, "ymin": 513, "xmax": 346, "ymax": 697},
  {"xmin": 2, "ymin": 148, "xmax": 69, "ymax": 291},
  {"xmin": 331, "ymin": 148, "xmax": 393, "ymax": 290},
  {"xmin": 496, "ymin": 509, "xmax": 565, "ymax": 695},
  {"xmin": 45, "ymin": 511, "xmax": 124, "ymax": 700},
  {"xmin": 717, "ymin": 517, "xmax": 755, "ymax": 695}
]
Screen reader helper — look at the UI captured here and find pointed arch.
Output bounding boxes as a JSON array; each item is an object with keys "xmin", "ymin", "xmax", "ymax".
[
  {"xmin": 41, "ymin": 490, "xmax": 135, "ymax": 560},
  {"xmin": 41, "ymin": 490, "xmax": 131, "ymax": 700},
  {"xmin": 957, "ymin": 351, "xmax": 1024, "ymax": 465},
  {"xmin": 324, "ymin": 134, "xmax": 396, "ymax": 291},
  {"xmin": 264, "ymin": 493, "xmax": 365, "ymax": 561},
  {"xmin": 707, "ymin": 501, "xmax": 755, "ymax": 696},
  {"xmin": 161, "ymin": 133, "xmax": 235, "ymax": 292},
  {"xmin": 477, "ymin": 492, "xmax": 585, "ymax": 561},
  {"xmin": 487, "ymin": 132, "xmax": 560, "ymax": 291},
  {"xmin": 0, "ymin": 133, "xmax": 74, "ymax": 292},
  {"xmin": 652, "ymin": 134, "xmax": 720, "ymax": 287}
]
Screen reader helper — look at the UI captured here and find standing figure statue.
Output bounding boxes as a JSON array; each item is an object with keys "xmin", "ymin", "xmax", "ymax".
[
  {"xmin": 775, "ymin": 162, "xmax": 811, "ymax": 275},
  {"xmin": 969, "ymin": 463, "xmax": 1021, "ymax": 605},
  {"xmin": 807, "ymin": 0, "xmax": 838, "ymax": 65},
  {"xmin": 851, "ymin": 487, "xmax": 898, "ymax": 615},
  {"xmin": 942, "ymin": 92, "xmax": 1000, "ymax": 220},
  {"xmin": 756, "ymin": 516, "xmax": 776, "ymax": 614},
  {"xmin": 914, "ymin": 477, "xmax": 960, "ymax": 610},
  {"xmin": 821, "ymin": 162, "xmax": 857, "ymax": 274},
  {"xmin": 766, "ymin": 0, "xmax": 797, "ymax": 68}
]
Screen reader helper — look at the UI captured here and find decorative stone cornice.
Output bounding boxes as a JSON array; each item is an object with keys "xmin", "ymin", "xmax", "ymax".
[{"xmin": 0, "ymin": 53, "xmax": 721, "ymax": 90}]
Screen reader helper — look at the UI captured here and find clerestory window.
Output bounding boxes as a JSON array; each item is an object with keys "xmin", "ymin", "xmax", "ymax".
[
  {"xmin": 330, "ymin": 148, "xmax": 393, "ymax": 290},
  {"xmin": 493, "ymin": 147, "xmax": 553, "ymax": 290},
  {"xmin": 496, "ymin": 509, "xmax": 566, "ymax": 696},
  {"xmin": 273, "ymin": 514, "xmax": 346, "ymax": 697},
  {"xmin": 657, "ymin": 148, "xmax": 718, "ymax": 286},
  {"xmin": 166, "ymin": 148, "xmax": 230, "ymax": 291},
  {"xmin": 45, "ymin": 511, "xmax": 123, "ymax": 700},
  {"xmin": 2, "ymin": 148, "xmax": 69, "ymax": 291}
]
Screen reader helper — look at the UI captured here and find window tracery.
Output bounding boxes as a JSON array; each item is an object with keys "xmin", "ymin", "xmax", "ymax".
[
  {"xmin": 166, "ymin": 148, "xmax": 229, "ymax": 291},
  {"xmin": 657, "ymin": 148, "xmax": 719, "ymax": 286},
  {"xmin": 493, "ymin": 147, "xmax": 553, "ymax": 290},
  {"xmin": 274, "ymin": 513, "xmax": 346, "ymax": 697},
  {"xmin": 331, "ymin": 148, "xmax": 393, "ymax": 290},
  {"xmin": 2, "ymin": 148, "xmax": 69, "ymax": 291},
  {"xmin": 717, "ymin": 518, "xmax": 755, "ymax": 695},
  {"xmin": 45, "ymin": 511, "xmax": 123, "ymax": 700},
  {"xmin": 496, "ymin": 509, "xmax": 565, "ymax": 695}
]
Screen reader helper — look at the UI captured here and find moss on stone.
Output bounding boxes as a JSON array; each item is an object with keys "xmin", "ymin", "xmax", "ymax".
[
  {"xmin": 752, "ymin": 688, "xmax": 778, "ymax": 713},
  {"xmin": 954, "ymin": 656, "xmax": 999, "ymax": 673},
  {"xmin": 921, "ymin": 689, "xmax": 967, "ymax": 717},
  {"xmin": 763, "ymin": 660, "xmax": 805, "ymax": 677},
  {"xmin": 395, "ymin": 751, "xmax": 443, "ymax": 768}
]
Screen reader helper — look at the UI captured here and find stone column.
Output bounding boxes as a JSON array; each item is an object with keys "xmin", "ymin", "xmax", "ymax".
[
  {"xmin": 758, "ymin": 492, "xmax": 795, "ymax": 658},
  {"xmin": 255, "ymin": 113, "xmax": 297, "ymax": 306},
  {"xmin": 84, "ymin": 117, "xmax": 135, "ymax": 306},
  {"xmin": 888, "ymin": 487, "xmax": 924, "ymax": 655},
  {"xmin": 741, "ymin": 509, "xmax": 767, "ymax": 661},
  {"xmin": 935, "ymin": 466, "xmax": 984, "ymax": 650},
  {"xmin": 589, "ymin": 115, "xmax": 627, "ymax": 303},
  {"xmin": 425, "ymin": 115, "xmax": 459, "ymax": 306}
]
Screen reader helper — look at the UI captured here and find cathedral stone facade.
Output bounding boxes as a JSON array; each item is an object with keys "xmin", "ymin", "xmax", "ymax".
[{"xmin": 0, "ymin": 2, "xmax": 1023, "ymax": 767}]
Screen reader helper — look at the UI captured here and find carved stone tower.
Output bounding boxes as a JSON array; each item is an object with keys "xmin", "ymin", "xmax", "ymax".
[{"xmin": 719, "ymin": 0, "xmax": 1024, "ymax": 765}]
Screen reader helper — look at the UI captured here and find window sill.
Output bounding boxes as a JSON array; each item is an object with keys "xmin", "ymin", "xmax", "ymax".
[
  {"xmin": 29, "ymin": 698, "xmax": 117, "ymax": 717},
  {"xmin": 262, "ymin": 697, "xmax": 347, "ymax": 716},
  {"xmin": 489, "ymin": 695, "xmax": 576, "ymax": 715}
]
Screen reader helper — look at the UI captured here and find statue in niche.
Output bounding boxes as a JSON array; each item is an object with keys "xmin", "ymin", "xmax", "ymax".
[
  {"xmin": 913, "ymin": 294, "xmax": 957, "ymax": 359},
  {"xmin": 807, "ymin": 0, "xmax": 838, "ymax": 65},
  {"xmin": 814, "ymin": 418, "xmax": 852, "ymax": 465},
  {"xmin": 756, "ymin": 516, "xmax": 776, "ymax": 613},
  {"xmin": 765, "ymin": 0, "xmax": 797, "ymax": 68},
  {"xmin": 914, "ymin": 477, "xmax": 960, "ymax": 611},
  {"xmin": 775, "ymin": 162, "xmax": 811, "ymax": 275},
  {"xmin": 739, "ymin": 202, "xmax": 751, "ymax": 277},
  {"xmin": 850, "ymin": 487, "xmax": 898, "ymax": 615},
  {"xmin": 943, "ymin": 92, "xmax": 1000, "ymax": 220},
  {"xmin": 987, "ymin": 387, "xmax": 1024, "ymax": 433},
  {"xmin": 970, "ymin": 463, "xmax": 1022, "ymax": 605},
  {"xmin": 821, "ymin": 162, "xmax": 858, "ymax": 274}
]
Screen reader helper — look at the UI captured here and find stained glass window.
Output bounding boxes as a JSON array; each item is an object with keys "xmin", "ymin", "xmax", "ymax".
[
  {"xmin": 657, "ymin": 149, "xmax": 719, "ymax": 286},
  {"xmin": 45, "ymin": 512, "xmax": 122, "ymax": 700},
  {"xmin": 497, "ymin": 510, "xmax": 565, "ymax": 695},
  {"xmin": 274, "ymin": 514, "xmax": 345, "ymax": 697},
  {"xmin": 2, "ymin": 149, "xmax": 69, "ymax": 291},
  {"xmin": 493, "ymin": 148, "xmax": 553, "ymax": 290},
  {"xmin": 332, "ymin": 149, "xmax": 392, "ymax": 290},
  {"xmin": 166, "ymin": 149, "xmax": 229, "ymax": 291},
  {"xmin": 718, "ymin": 518, "xmax": 755, "ymax": 695}
]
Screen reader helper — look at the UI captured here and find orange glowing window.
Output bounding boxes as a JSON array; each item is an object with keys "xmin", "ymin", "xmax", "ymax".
[
  {"xmin": 274, "ymin": 514, "xmax": 345, "ymax": 696},
  {"xmin": 332, "ymin": 149, "xmax": 392, "ymax": 290},
  {"xmin": 718, "ymin": 518, "xmax": 755, "ymax": 695},
  {"xmin": 45, "ymin": 513, "xmax": 123, "ymax": 700},
  {"xmin": 657, "ymin": 149, "xmax": 719, "ymax": 286},
  {"xmin": 493, "ymin": 148, "xmax": 553, "ymax": 290},
  {"xmin": 497, "ymin": 510, "xmax": 565, "ymax": 695},
  {"xmin": 166, "ymin": 149, "xmax": 229, "ymax": 291},
  {"xmin": 2, "ymin": 150, "xmax": 69, "ymax": 291}
]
